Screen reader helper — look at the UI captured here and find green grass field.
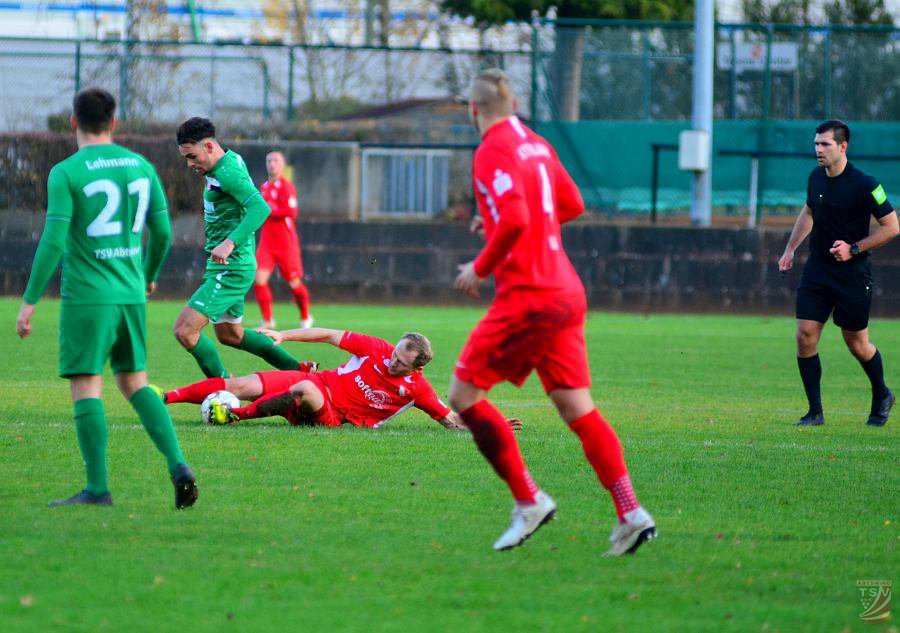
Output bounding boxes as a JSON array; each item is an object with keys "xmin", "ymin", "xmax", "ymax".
[{"xmin": 1, "ymin": 298, "xmax": 897, "ymax": 632}]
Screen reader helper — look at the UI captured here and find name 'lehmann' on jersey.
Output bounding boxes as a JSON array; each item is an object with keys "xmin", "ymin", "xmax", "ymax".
[{"xmin": 85, "ymin": 157, "xmax": 140, "ymax": 170}]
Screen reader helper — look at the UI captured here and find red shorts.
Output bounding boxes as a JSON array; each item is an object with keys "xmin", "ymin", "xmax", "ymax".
[
  {"xmin": 254, "ymin": 370, "xmax": 341, "ymax": 427},
  {"xmin": 257, "ymin": 221, "xmax": 304, "ymax": 280},
  {"xmin": 454, "ymin": 289, "xmax": 591, "ymax": 393}
]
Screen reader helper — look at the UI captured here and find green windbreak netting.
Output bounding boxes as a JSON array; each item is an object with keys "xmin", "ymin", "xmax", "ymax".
[{"xmin": 537, "ymin": 120, "xmax": 900, "ymax": 216}]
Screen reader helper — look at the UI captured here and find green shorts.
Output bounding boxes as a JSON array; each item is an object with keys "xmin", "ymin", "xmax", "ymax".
[
  {"xmin": 188, "ymin": 268, "xmax": 255, "ymax": 324},
  {"xmin": 59, "ymin": 304, "xmax": 147, "ymax": 377}
]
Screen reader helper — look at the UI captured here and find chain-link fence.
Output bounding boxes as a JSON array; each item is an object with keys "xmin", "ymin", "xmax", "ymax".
[
  {"xmin": 0, "ymin": 36, "xmax": 530, "ymax": 132},
  {"xmin": 532, "ymin": 20, "xmax": 900, "ymax": 123},
  {"xmin": 2, "ymin": 21, "xmax": 900, "ymax": 221},
  {"xmin": 532, "ymin": 19, "xmax": 900, "ymax": 220}
]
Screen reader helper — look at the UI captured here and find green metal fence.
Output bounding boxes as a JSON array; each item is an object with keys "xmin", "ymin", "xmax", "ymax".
[
  {"xmin": 531, "ymin": 19, "xmax": 900, "ymax": 123},
  {"xmin": 0, "ymin": 36, "xmax": 529, "ymax": 132},
  {"xmin": 530, "ymin": 19, "xmax": 900, "ymax": 219},
  {"xmin": 2, "ymin": 20, "xmax": 900, "ymax": 219}
]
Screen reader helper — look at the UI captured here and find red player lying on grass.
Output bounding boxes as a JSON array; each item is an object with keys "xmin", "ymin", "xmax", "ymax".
[{"xmin": 157, "ymin": 327, "xmax": 521, "ymax": 431}]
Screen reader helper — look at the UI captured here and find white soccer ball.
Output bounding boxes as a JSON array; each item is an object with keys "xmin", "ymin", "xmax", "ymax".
[{"xmin": 200, "ymin": 390, "xmax": 241, "ymax": 425}]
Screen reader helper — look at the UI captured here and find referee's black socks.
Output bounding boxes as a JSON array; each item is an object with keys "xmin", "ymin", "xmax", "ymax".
[
  {"xmin": 860, "ymin": 349, "xmax": 889, "ymax": 400},
  {"xmin": 797, "ymin": 354, "xmax": 823, "ymax": 415}
]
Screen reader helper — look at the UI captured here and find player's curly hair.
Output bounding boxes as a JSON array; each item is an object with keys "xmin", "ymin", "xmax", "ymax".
[
  {"xmin": 401, "ymin": 332, "xmax": 433, "ymax": 369},
  {"xmin": 73, "ymin": 87, "xmax": 116, "ymax": 134},
  {"xmin": 176, "ymin": 117, "xmax": 217, "ymax": 144}
]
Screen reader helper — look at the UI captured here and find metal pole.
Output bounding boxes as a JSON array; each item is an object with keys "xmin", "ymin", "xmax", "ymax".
[
  {"xmin": 642, "ymin": 30, "xmax": 652, "ymax": 120},
  {"xmin": 729, "ymin": 28, "xmax": 737, "ymax": 119},
  {"xmin": 762, "ymin": 25, "xmax": 773, "ymax": 120},
  {"xmin": 748, "ymin": 156, "xmax": 759, "ymax": 228},
  {"xmin": 287, "ymin": 46, "xmax": 295, "ymax": 122},
  {"xmin": 530, "ymin": 20, "xmax": 539, "ymax": 123},
  {"xmin": 651, "ymin": 144, "xmax": 660, "ymax": 224},
  {"xmin": 74, "ymin": 40, "xmax": 81, "ymax": 93},
  {"xmin": 360, "ymin": 149, "xmax": 368, "ymax": 221},
  {"xmin": 690, "ymin": 0, "xmax": 714, "ymax": 226},
  {"xmin": 187, "ymin": 0, "xmax": 201, "ymax": 42},
  {"xmin": 824, "ymin": 29, "xmax": 832, "ymax": 118},
  {"xmin": 260, "ymin": 60, "xmax": 270, "ymax": 119}
]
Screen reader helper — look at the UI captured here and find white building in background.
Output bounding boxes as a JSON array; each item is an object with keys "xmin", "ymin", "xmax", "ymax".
[
  {"xmin": 1, "ymin": 1, "xmax": 897, "ymax": 48},
  {"xmin": 0, "ymin": 1, "xmax": 530, "ymax": 50}
]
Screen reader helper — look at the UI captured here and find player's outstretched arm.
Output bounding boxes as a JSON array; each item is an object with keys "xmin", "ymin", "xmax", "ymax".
[
  {"xmin": 436, "ymin": 411, "xmax": 522, "ymax": 432},
  {"xmin": 259, "ymin": 326, "xmax": 344, "ymax": 347}
]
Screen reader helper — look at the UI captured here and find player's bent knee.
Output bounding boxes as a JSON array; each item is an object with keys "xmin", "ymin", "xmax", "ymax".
[
  {"xmin": 289, "ymin": 380, "xmax": 325, "ymax": 410},
  {"xmin": 227, "ymin": 376, "xmax": 262, "ymax": 400},
  {"xmin": 215, "ymin": 328, "xmax": 244, "ymax": 347}
]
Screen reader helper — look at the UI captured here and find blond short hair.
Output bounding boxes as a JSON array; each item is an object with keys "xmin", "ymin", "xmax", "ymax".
[
  {"xmin": 401, "ymin": 332, "xmax": 434, "ymax": 369},
  {"xmin": 470, "ymin": 68, "xmax": 516, "ymax": 116}
]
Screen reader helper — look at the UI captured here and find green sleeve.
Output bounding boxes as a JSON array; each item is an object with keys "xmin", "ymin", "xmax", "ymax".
[
  {"xmin": 223, "ymin": 172, "xmax": 270, "ymax": 244},
  {"xmin": 142, "ymin": 171, "xmax": 171, "ymax": 282},
  {"xmin": 23, "ymin": 168, "xmax": 73, "ymax": 304},
  {"xmin": 228, "ymin": 191, "xmax": 269, "ymax": 244},
  {"xmin": 144, "ymin": 209, "xmax": 171, "ymax": 283},
  {"xmin": 23, "ymin": 218, "xmax": 68, "ymax": 304}
]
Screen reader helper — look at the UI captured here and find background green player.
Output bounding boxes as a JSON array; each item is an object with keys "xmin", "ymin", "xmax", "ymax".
[
  {"xmin": 15, "ymin": 87, "xmax": 198, "ymax": 509},
  {"xmin": 174, "ymin": 117, "xmax": 302, "ymax": 378}
]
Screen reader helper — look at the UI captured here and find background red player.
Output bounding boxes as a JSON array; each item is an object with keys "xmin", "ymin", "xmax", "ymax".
[
  {"xmin": 255, "ymin": 150, "xmax": 313, "ymax": 329},
  {"xmin": 448, "ymin": 69, "xmax": 656, "ymax": 555}
]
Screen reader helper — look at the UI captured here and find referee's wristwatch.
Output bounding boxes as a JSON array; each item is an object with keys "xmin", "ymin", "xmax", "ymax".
[{"xmin": 850, "ymin": 242, "xmax": 861, "ymax": 257}]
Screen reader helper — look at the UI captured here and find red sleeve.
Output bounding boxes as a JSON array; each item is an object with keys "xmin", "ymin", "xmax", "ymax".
[
  {"xmin": 339, "ymin": 331, "xmax": 393, "ymax": 358},
  {"xmin": 555, "ymin": 158, "xmax": 585, "ymax": 224},
  {"xmin": 472, "ymin": 146, "xmax": 528, "ymax": 278},
  {"xmin": 284, "ymin": 179, "xmax": 299, "ymax": 220},
  {"xmin": 412, "ymin": 377, "xmax": 452, "ymax": 420},
  {"xmin": 264, "ymin": 179, "xmax": 296, "ymax": 219}
]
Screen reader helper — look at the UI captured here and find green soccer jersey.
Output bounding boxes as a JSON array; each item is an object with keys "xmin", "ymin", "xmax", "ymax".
[
  {"xmin": 26, "ymin": 144, "xmax": 169, "ymax": 306},
  {"xmin": 202, "ymin": 150, "xmax": 270, "ymax": 271}
]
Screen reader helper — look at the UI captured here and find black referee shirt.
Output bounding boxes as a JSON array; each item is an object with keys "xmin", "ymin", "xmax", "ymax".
[{"xmin": 806, "ymin": 161, "xmax": 893, "ymax": 263}]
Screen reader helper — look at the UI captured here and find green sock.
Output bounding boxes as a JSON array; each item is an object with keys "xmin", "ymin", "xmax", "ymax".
[
  {"xmin": 188, "ymin": 333, "xmax": 229, "ymax": 378},
  {"xmin": 73, "ymin": 398, "xmax": 109, "ymax": 496},
  {"xmin": 238, "ymin": 329, "xmax": 301, "ymax": 370},
  {"xmin": 130, "ymin": 386, "xmax": 186, "ymax": 475}
]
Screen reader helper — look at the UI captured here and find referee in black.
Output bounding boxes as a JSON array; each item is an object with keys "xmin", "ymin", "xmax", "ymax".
[{"xmin": 778, "ymin": 120, "xmax": 899, "ymax": 427}]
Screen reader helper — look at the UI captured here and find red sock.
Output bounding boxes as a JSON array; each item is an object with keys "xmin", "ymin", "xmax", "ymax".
[
  {"xmin": 460, "ymin": 400, "xmax": 538, "ymax": 503},
  {"xmin": 231, "ymin": 391, "xmax": 286, "ymax": 420},
  {"xmin": 165, "ymin": 377, "xmax": 226, "ymax": 404},
  {"xmin": 290, "ymin": 282, "xmax": 310, "ymax": 320},
  {"xmin": 569, "ymin": 409, "xmax": 638, "ymax": 520},
  {"xmin": 254, "ymin": 283, "xmax": 273, "ymax": 322}
]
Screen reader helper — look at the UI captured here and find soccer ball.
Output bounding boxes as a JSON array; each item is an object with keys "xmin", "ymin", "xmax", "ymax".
[{"xmin": 200, "ymin": 390, "xmax": 241, "ymax": 425}]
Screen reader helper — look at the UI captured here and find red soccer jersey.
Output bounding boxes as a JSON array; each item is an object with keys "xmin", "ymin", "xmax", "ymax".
[
  {"xmin": 317, "ymin": 331, "xmax": 451, "ymax": 428},
  {"xmin": 471, "ymin": 116, "xmax": 586, "ymax": 298},
  {"xmin": 259, "ymin": 176, "xmax": 299, "ymax": 246}
]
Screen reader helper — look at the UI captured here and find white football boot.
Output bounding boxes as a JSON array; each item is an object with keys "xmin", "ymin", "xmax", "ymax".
[
  {"xmin": 300, "ymin": 315, "xmax": 314, "ymax": 329},
  {"xmin": 605, "ymin": 506, "xmax": 657, "ymax": 556},
  {"xmin": 259, "ymin": 318, "xmax": 276, "ymax": 330},
  {"xmin": 493, "ymin": 491, "xmax": 557, "ymax": 551}
]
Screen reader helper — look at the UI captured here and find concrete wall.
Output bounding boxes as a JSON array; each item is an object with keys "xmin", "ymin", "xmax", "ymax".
[{"xmin": 4, "ymin": 214, "xmax": 900, "ymax": 316}]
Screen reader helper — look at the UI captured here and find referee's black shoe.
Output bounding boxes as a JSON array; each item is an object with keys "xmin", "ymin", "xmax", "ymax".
[
  {"xmin": 171, "ymin": 464, "xmax": 198, "ymax": 509},
  {"xmin": 866, "ymin": 389, "xmax": 895, "ymax": 427},
  {"xmin": 793, "ymin": 411, "xmax": 825, "ymax": 426}
]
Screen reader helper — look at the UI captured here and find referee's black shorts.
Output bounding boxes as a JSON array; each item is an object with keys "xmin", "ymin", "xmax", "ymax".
[{"xmin": 796, "ymin": 255, "xmax": 874, "ymax": 331}]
